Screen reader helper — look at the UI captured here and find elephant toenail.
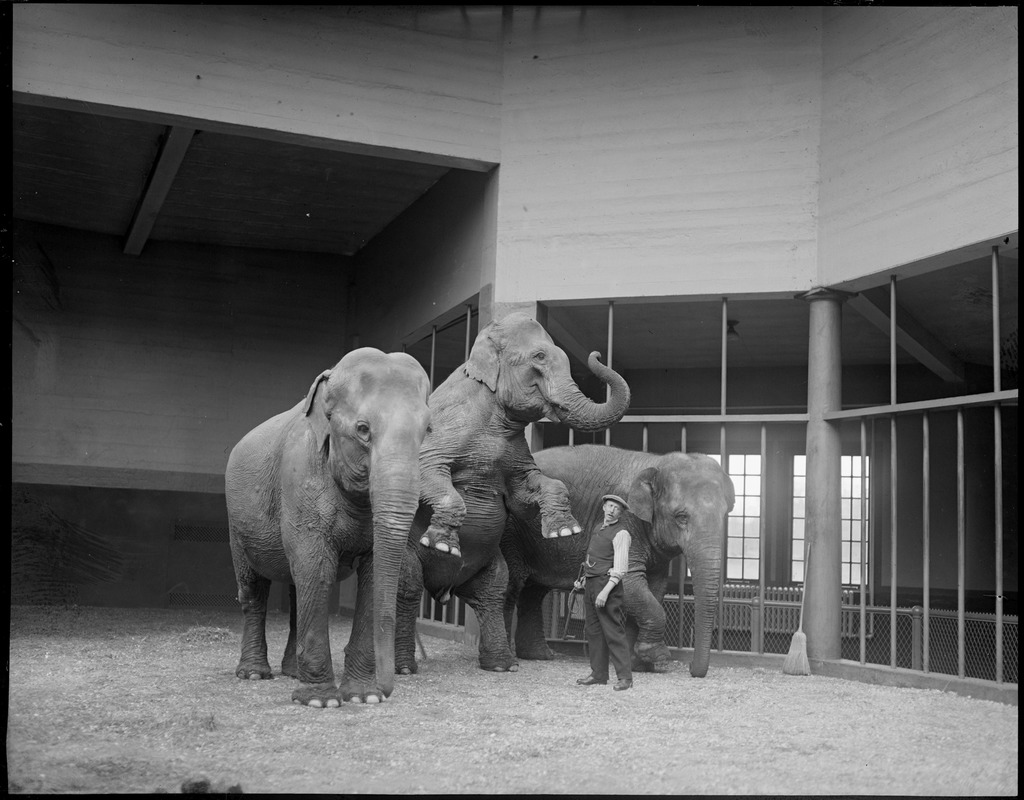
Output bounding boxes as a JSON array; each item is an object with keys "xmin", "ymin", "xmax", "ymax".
[
  {"xmin": 326, "ymin": 698, "xmax": 340, "ymax": 708},
  {"xmin": 420, "ymin": 536, "xmax": 430, "ymax": 547},
  {"xmin": 450, "ymin": 547, "xmax": 461, "ymax": 557},
  {"xmin": 436, "ymin": 542, "xmax": 450, "ymax": 553},
  {"xmin": 309, "ymin": 699, "xmax": 323, "ymax": 708},
  {"xmin": 559, "ymin": 528, "xmax": 573, "ymax": 537},
  {"xmin": 366, "ymin": 695, "xmax": 380, "ymax": 704}
]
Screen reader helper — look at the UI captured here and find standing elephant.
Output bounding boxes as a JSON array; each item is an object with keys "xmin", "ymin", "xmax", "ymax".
[
  {"xmin": 392, "ymin": 312, "xmax": 631, "ymax": 673},
  {"xmin": 502, "ymin": 444, "xmax": 735, "ymax": 678},
  {"xmin": 225, "ymin": 348, "xmax": 431, "ymax": 707}
]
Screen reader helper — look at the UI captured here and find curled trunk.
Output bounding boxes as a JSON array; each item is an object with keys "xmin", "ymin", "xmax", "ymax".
[{"xmin": 550, "ymin": 351, "xmax": 631, "ymax": 432}]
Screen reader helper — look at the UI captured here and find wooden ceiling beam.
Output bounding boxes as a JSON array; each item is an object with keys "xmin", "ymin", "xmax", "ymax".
[
  {"xmin": 848, "ymin": 287, "xmax": 965, "ymax": 384},
  {"xmin": 123, "ymin": 125, "xmax": 195, "ymax": 256}
]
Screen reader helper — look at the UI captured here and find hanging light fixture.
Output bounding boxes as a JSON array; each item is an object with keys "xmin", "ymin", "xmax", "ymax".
[{"xmin": 726, "ymin": 319, "xmax": 740, "ymax": 342}]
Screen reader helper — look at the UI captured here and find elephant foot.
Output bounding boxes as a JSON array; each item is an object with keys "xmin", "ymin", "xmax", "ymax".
[
  {"xmin": 395, "ymin": 652, "xmax": 418, "ymax": 675},
  {"xmin": 419, "ymin": 523, "xmax": 462, "ymax": 558},
  {"xmin": 236, "ymin": 661, "xmax": 273, "ymax": 681},
  {"xmin": 479, "ymin": 653, "xmax": 519, "ymax": 672},
  {"xmin": 539, "ymin": 511, "xmax": 582, "ymax": 540},
  {"xmin": 291, "ymin": 683, "xmax": 343, "ymax": 708},
  {"xmin": 340, "ymin": 676, "xmax": 388, "ymax": 704},
  {"xmin": 635, "ymin": 641, "xmax": 673, "ymax": 669}
]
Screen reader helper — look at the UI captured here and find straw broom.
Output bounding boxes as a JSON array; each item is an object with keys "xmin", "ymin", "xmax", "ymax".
[{"xmin": 783, "ymin": 540, "xmax": 812, "ymax": 675}]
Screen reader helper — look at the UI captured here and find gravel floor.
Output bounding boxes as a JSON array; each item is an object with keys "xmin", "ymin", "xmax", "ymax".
[{"xmin": 7, "ymin": 605, "xmax": 1018, "ymax": 795}]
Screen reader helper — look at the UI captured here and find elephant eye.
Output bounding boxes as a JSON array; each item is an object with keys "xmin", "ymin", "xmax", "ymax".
[
  {"xmin": 356, "ymin": 421, "xmax": 371, "ymax": 439},
  {"xmin": 533, "ymin": 350, "xmax": 547, "ymax": 362}
]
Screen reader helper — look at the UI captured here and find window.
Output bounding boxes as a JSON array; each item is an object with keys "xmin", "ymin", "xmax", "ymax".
[
  {"xmin": 711, "ymin": 454, "xmax": 763, "ymax": 581},
  {"xmin": 791, "ymin": 455, "xmax": 870, "ymax": 584}
]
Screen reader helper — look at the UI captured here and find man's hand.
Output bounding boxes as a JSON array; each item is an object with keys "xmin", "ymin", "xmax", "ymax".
[
  {"xmin": 573, "ymin": 578, "xmax": 586, "ymax": 592},
  {"xmin": 595, "ymin": 588, "xmax": 610, "ymax": 608}
]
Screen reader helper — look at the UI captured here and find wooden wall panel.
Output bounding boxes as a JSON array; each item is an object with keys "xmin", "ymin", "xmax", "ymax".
[
  {"xmin": 818, "ymin": 7, "xmax": 1018, "ymax": 286},
  {"xmin": 12, "ymin": 222, "xmax": 351, "ymax": 489},
  {"xmin": 494, "ymin": 6, "xmax": 823, "ymax": 305},
  {"xmin": 12, "ymin": 4, "xmax": 502, "ymax": 168}
]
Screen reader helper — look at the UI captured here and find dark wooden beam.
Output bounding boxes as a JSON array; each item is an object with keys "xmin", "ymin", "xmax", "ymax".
[
  {"xmin": 123, "ymin": 125, "xmax": 195, "ymax": 256},
  {"xmin": 848, "ymin": 287, "xmax": 965, "ymax": 384}
]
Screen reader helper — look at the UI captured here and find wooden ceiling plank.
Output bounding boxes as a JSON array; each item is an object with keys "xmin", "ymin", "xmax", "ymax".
[
  {"xmin": 123, "ymin": 126, "xmax": 196, "ymax": 256},
  {"xmin": 848, "ymin": 288, "xmax": 965, "ymax": 383}
]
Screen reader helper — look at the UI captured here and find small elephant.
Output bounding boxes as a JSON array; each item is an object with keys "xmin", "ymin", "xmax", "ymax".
[
  {"xmin": 502, "ymin": 444, "xmax": 735, "ymax": 678},
  {"xmin": 392, "ymin": 313, "xmax": 632, "ymax": 673},
  {"xmin": 225, "ymin": 348, "xmax": 431, "ymax": 706}
]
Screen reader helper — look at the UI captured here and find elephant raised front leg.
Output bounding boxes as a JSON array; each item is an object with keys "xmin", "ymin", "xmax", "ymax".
[
  {"xmin": 507, "ymin": 467, "xmax": 582, "ymax": 540},
  {"xmin": 418, "ymin": 466, "xmax": 466, "ymax": 558}
]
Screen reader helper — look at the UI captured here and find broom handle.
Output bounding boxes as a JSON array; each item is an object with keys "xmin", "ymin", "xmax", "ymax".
[{"xmin": 798, "ymin": 540, "xmax": 812, "ymax": 632}]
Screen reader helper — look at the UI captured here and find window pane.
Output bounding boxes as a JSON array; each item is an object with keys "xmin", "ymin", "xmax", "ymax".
[
  {"xmin": 732, "ymin": 475, "xmax": 745, "ymax": 496},
  {"xmin": 727, "ymin": 538, "xmax": 743, "ymax": 557},
  {"xmin": 743, "ymin": 537, "xmax": 760, "ymax": 558},
  {"xmin": 727, "ymin": 558, "xmax": 743, "ymax": 579},
  {"xmin": 792, "ymin": 562, "xmax": 804, "ymax": 582},
  {"xmin": 793, "ymin": 476, "xmax": 805, "ymax": 497},
  {"xmin": 744, "ymin": 496, "xmax": 761, "ymax": 517},
  {"xmin": 745, "ymin": 474, "xmax": 761, "ymax": 495},
  {"xmin": 792, "ymin": 518, "xmax": 804, "ymax": 538},
  {"xmin": 744, "ymin": 517, "xmax": 760, "ymax": 538},
  {"xmin": 728, "ymin": 516, "xmax": 744, "ymax": 537},
  {"xmin": 793, "ymin": 497, "xmax": 805, "ymax": 518},
  {"xmin": 793, "ymin": 455, "xmax": 806, "ymax": 476},
  {"xmin": 729, "ymin": 454, "xmax": 745, "ymax": 473},
  {"xmin": 744, "ymin": 561, "xmax": 760, "ymax": 581}
]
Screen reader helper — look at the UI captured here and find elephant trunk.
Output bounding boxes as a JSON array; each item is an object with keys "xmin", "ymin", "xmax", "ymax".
[
  {"xmin": 687, "ymin": 544, "xmax": 721, "ymax": 679},
  {"xmin": 550, "ymin": 351, "xmax": 631, "ymax": 432},
  {"xmin": 369, "ymin": 459, "xmax": 420, "ymax": 699}
]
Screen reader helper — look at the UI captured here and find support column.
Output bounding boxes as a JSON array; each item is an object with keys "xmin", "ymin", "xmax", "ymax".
[{"xmin": 798, "ymin": 288, "xmax": 851, "ymax": 661}]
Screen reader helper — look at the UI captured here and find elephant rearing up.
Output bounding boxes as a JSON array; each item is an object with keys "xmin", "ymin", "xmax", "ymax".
[
  {"xmin": 392, "ymin": 313, "xmax": 631, "ymax": 673},
  {"xmin": 502, "ymin": 445, "xmax": 735, "ymax": 678},
  {"xmin": 225, "ymin": 348, "xmax": 431, "ymax": 707}
]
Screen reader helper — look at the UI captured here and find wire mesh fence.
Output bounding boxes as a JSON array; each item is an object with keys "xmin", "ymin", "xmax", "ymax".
[{"xmin": 545, "ymin": 588, "xmax": 1018, "ymax": 685}]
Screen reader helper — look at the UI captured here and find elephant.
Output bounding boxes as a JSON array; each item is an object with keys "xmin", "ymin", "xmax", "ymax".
[
  {"xmin": 225, "ymin": 347, "xmax": 432, "ymax": 707},
  {"xmin": 502, "ymin": 444, "xmax": 735, "ymax": 678},
  {"xmin": 392, "ymin": 312, "xmax": 631, "ymax": 673}
]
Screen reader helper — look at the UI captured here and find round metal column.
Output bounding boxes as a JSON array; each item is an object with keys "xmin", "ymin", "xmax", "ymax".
[{"xmin": 798, "ymin": 288, "xmax": 849, "ymax": 661}]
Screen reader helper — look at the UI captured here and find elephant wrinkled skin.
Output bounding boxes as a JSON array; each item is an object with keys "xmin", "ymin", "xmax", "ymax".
[
  {"xmin": 225, "ymin": 348, "xmax": 431, "ymax": 707},
  {"xmin": 502, "ymin": 445, "xmax": 735, "ymax": 678},
  {"xmin": 392, "ymin": 313, "xmax": 631, "ymax": 674}
]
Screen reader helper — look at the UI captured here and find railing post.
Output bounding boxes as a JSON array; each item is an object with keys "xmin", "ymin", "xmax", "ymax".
[
  {"xmin": 749, "ymin": 597, "xmax": 761, "ymax": 654},
  {"xmin": 911, "ymin": 605, "xmax": 923, "ymax": 671}
]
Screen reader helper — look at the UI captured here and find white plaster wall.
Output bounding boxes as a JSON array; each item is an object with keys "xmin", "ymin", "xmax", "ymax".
[
  {"xmin": 818, "ymin": 7, "xmax": 1018, "ymax": 287},
  {"xmin": 494, "ymin": 6, "xmax": 823, "ymax": 305}
]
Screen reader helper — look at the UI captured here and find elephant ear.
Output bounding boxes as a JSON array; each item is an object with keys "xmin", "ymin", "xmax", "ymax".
[
  {"xmin": 463, "ymin": 330, "xmax": 500, "ymax": 392},
  {"xmin": 628, "ymin": 467, "xmax": 659, "ymax": 523},
  {"xmin": 303, "ymin": 369, "xmax": 333, "ymax": 449}
]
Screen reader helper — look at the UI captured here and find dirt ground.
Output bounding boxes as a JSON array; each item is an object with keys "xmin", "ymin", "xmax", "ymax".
[{"xmin": 6, "ymin": 605, "xmax": 1018, "ymax": 795}]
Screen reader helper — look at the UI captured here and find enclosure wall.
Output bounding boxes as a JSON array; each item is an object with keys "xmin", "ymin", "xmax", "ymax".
[
  {"xmin": 817, "ymin": 7, "xmax": 1018, "ymax": 288},
  {"xmin": 493, "ymin": 6, "xmax": 822, "ymax": 305},
  {"xmin": 350, "ymin": 168, "xmax": 498, "ymax": 352},
  {"xmin": 12, "ymin": 221, "xmax": 350, "ymax": 489}
]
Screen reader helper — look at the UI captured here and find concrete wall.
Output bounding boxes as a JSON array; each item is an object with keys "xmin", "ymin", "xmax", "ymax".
[
  {"xmin": 818, "ymin": 7, "xmax": 1018, "ymax": 287},
  {"xmin": 494, "ymin": 6, "xmax": 823, "ymax": 306},
  {"xmin": 12, "ymin": 4, "xmax": 502, "ymax": 169},
  {"xmin": 12, "ymin": 221, "xmax": 350, "ymax": 490}
]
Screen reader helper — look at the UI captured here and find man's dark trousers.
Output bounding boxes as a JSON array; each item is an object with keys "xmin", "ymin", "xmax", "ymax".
[{"xmin": 584, "ymin": 574, "xmax": 632, "ymax": 682}]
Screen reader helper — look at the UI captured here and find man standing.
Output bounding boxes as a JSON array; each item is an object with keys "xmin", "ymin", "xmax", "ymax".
[{"xmin": 576, "ymin": 488, "xmax": 633, "ymax": 691}]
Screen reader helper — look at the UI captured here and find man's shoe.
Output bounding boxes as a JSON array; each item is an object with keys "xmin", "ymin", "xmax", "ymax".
[
  {"xmin": 613, "ymin": 678, "xmax": 633, "ymax": 691},
  {"xmin": 576, "ymin": 675, "xmax": 608, "ymax": 686}
]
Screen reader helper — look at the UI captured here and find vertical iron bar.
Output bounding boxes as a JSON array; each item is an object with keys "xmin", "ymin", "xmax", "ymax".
[
  {"xmin": 922, "ymin": 413, "xmax": 930, "ymax": 674},
  {"xmin": 680, "ymin": 424, "xmax": 687, "ymax": 453},
  {"xmin": 758, "ymin": 423, "xmax": 767, "ymax": 655},
  {"xmin": 860, "ymin": 419, "xmax": 868, "ymax": 665},
  {"xmin": 719, "ymin": 297, "xmax": 728, "ymax": 654},
  {"xmin": 991, "ymin": 246, "xmax": 1004, "ymax": 683},
  {"xmin": 889, "ymin": 276, "xmax": 897, "ymax": 669},
  {"xmin": 465, "ymin": 304, "xmax": 473, "ymax": 361},
  {"xmin": 721, "ymin": 297, "xmax": 728, "ymax": 415},
  {"xmin": 957, "ymin": 408, "xmax": 966, "ymax": 679},
  {"xmin": 605, "ymin": 301, "xmax": 614, "ymax": 446}
]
